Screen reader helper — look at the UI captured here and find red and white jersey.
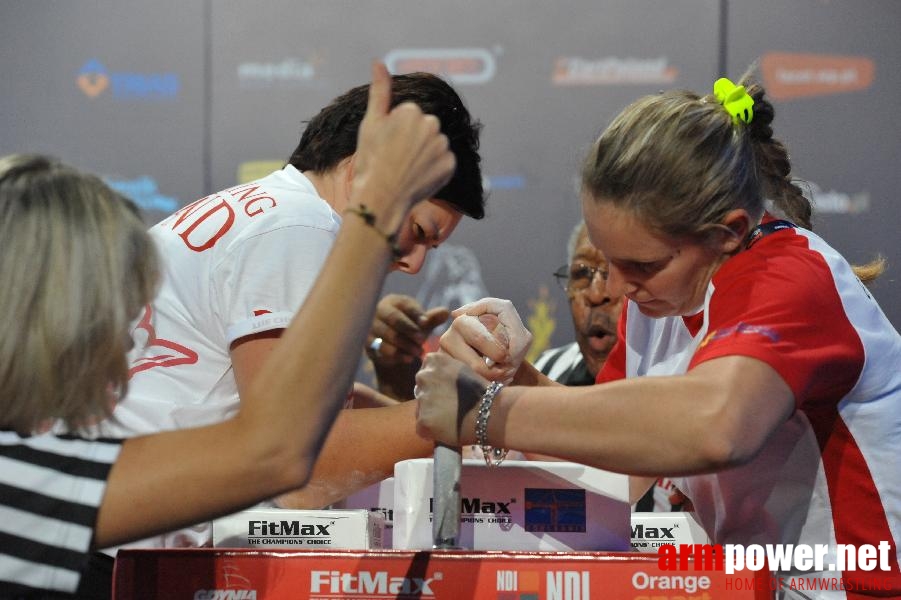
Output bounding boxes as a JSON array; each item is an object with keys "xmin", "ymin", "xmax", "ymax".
[
  {"xmin": 101, "ymin": 166, "xmax": 339, "ymax": 438},
  {"xmin": 92, "ymin": 167, "xmax": 339, "ymax": 549},
  {"xmin": 599, "ymin": 218, "xmax": 901, "ymax": 590}
]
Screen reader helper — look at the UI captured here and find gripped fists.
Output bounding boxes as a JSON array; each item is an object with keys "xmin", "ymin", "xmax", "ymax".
[
  {"xmin": 351, "ymin": 62, "xmax": 456, "ymax": 228},
  {"xmin": 438, "ymin": 297, "xmax": 532, "ymax": 384},
  {"xmin": 415, "ymin": 352, "xmax": 488, "ymax": 446}
]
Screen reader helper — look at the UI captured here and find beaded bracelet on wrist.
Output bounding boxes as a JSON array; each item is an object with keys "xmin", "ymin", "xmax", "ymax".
[
  {"xmin": 344, "ymin": 204, "xmax": 402, "ymax": 260},
  {"xmin": 475, "ymin": 381, "xmax": 508, "ymax": 467}
]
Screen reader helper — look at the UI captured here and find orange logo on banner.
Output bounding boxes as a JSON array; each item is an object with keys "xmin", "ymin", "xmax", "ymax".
[
  {"xmin": 384, "ymin": 48, "xmax": 496, "ymax": 84},
  {"xmin": 760, "ymin": 53, "xmax": 874, "ymax": 100},
  {"xmin": 77, "ymin": 72, "xmax": 109, "ymax": 97}
]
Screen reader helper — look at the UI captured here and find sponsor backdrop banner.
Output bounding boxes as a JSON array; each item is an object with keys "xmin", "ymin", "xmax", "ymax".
[
  {"xmin": 0, "ymin": 0, "xmax": 206, "ymax": 225},
  {"xmin": 724, "ymin": 0, "xmax": 900, "ymax": 336},
  {"xmin": 2, "ymin": 1, "xmax": 898, "ymax": 363}
]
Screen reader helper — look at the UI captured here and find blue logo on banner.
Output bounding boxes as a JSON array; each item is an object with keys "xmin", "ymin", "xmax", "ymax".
[
  {"xmin": 77, "ymin": 59, "xmax": 179, "ymax": 100},
  {"xmin": 524, "ymin": 488, "xmax": 586, "ymax": 533},
  {"xmin": 486, "ymin": 174, "xmax": 526, "ymax": 192},
  {"xmin": 105, "ymin": 176, "xmax": 180, "ymax": 213}
]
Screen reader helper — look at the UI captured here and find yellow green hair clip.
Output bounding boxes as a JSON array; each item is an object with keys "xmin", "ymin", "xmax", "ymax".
[{"xmin": 713, "ymin": 77, "xmax": 754, "ymax": 125}]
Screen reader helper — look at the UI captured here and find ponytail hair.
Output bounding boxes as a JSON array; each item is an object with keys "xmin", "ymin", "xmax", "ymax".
[
  {"xmin": 740, "ymin": 73, "xmax": 812, "ymax": 230},
  {"xmin": 581, "ymin": 64, "xmax": 885, "ymax": 282},
  {"xmin": 740, "ymin": 67, "xmax": 885, "ymax": 282}
]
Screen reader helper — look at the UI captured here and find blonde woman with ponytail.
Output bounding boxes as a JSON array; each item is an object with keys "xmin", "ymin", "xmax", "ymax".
[{"xmin": 417, "ymin": 69, "xmax": 900, "ymax": 598}]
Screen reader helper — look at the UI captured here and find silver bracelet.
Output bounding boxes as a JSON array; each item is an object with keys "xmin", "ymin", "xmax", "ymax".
[{"xmin": 475, "ymin": 381, "xmax": 508, "ymax": 467}]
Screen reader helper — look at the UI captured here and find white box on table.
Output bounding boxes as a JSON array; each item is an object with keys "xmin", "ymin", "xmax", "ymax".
[
  {"xmin": 630, "ymin": 511, "xmax": 709, "ymax": 551},
  {"xmin": 392, "ymin": 458, "xmax": 630, "ymax": 551},
  {"xmin": 212, "ymin": 507, "xmax": 384, "ymax": 549},
  {"xmin": 337, "ymin": 477, "xmax": 395, "ymax": 547}
]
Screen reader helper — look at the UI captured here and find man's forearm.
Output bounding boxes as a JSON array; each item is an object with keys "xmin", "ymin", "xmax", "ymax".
[{"xmin": 275, "ymin": 401, "xmax": 432, "ymax": 508}]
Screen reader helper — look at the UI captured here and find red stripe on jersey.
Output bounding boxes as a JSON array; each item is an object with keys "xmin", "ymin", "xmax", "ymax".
[
  {"xmin": 691, "ymin": 226, "xmax": 864, "ymax": 409},
  {"xmin": 822, "ymin": 417, "xmax": 901, "ymax": 597},
  {"xmin": 695, "ymin": 227, "xmax": 898, "ymax": 594},
  {"xmin": 597, "ymin": 301, "xmax": 628, "ymax": 384},
  {"xmin": 682, "ymin": 311, "xmax": 704, "ymax": 337}
]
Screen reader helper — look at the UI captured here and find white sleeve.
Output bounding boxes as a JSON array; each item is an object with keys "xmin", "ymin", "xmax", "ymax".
[{"xmin": 211, "ymin": 223, "xmax": 337, "ymax": 345}]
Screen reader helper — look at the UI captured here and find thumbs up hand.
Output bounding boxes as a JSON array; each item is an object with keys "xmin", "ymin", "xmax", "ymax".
[{"xmin": 350, "ymin": 62, "xmax": 457, "ymax": 235}]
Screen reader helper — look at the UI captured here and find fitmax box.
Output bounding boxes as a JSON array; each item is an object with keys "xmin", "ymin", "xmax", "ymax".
[
  {"xmin": 393, "ymin": 458, "xmax": 630, "ymax": 551},
  {"xmin": 212, "ymin": 508, "xmax": 384, "ymax": 549},
  {"xmin": 341, "ymin": 476, "xmax": 710, "ymax": 553},
  {"xmin": 630, "ymin": 511, "xmax": 709, "ymax": 552},
  {"xmin": 339, "ymin": 477, "xmax": 395, "ymax": 548}
]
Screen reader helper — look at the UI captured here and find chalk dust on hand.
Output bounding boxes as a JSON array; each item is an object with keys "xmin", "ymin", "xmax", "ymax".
[{"xmin": 478, "ymin": 314, "xmax": 508, "ymax": 367}]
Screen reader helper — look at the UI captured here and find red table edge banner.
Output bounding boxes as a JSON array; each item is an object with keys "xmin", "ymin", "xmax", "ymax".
[{"xmin": 113, "ymin": 548, "xmax": 775, "ymax": 599}]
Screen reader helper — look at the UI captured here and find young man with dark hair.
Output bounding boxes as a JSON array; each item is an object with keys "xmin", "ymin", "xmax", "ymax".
[{"xmin": 94, "ymin": 72, "xmax": 485, "ymax": 554}]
